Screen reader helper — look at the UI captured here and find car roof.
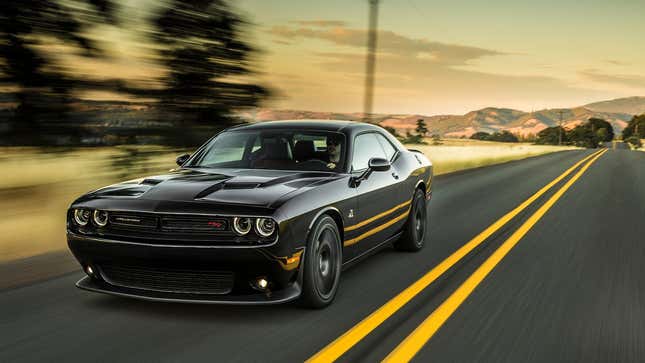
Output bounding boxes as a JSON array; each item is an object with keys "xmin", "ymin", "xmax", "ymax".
[{"xmin": 230, "ymin": 119, "xmax": 378, "ymax": 133}]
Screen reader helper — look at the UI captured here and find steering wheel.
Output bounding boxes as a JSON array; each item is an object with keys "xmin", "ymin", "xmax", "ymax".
[{"xmin": 299, "ymin": 158, "xmax": 331, "ymax": 170}]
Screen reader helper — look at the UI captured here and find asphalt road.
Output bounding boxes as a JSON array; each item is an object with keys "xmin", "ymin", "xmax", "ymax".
[{"xmin": 2, "ymin": 146, "xmax": 644, "ymax": 362}]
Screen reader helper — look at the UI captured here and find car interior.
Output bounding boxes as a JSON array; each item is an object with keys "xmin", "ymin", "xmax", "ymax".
[{"xmin": 249, "ymin": 133, "xmax": 344, "ymax": 171}]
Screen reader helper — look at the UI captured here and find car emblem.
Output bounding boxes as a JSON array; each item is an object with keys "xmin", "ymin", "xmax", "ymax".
[
  {"xmin": 207, "ymin": 221, "xmax": 223, "ymax": 228},
  {"xmin": 348, "ymin": 209, "xmax": 355, "ymax": 219},
  {"xmin": 115, "ymin": 217, "xmax": 140, "ymax": 223}
]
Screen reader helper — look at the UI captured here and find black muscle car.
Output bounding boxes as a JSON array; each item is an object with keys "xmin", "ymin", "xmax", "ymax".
[{"xmin": 67, "ymin": 120, "xmax": 433, "ymax": 307}]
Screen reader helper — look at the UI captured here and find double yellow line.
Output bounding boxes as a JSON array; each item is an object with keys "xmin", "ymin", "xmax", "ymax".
[{"xmin": 308, "ymin": 149, "xmax": 607, "ymax": 363}]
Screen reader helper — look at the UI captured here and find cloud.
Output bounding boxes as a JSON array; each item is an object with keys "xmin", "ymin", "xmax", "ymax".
[
  {"xmin": 290, "ymin": 20, "xmax": 348, "ymax": 27},
  {"xmin": 263, "ymin": 21, "xmax": 610, "ymax": 115},
  {"xmin": 604, "ymin": 59, "xmax": 629, "ymax": 66},
  {"xmin": 580, "ymin": 69, "xmax": 645, "ymax": 88},
  {"xmin": 269, "ymin": 23, "xmax": 503, "ymax": 66}
]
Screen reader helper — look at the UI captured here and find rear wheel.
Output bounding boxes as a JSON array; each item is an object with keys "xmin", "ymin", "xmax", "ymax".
[
  {"xmin": 394, "ymin": 188, "xmax": 427, "ymax": 252},
  {"xmin": 301, "ymin": 215, "xmax": 342, "ymax": 308}
]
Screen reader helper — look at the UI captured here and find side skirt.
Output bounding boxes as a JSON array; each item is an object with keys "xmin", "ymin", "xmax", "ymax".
[{"xmin": 341, "ymin": 231, "xmax": 403, "ymax": 271}]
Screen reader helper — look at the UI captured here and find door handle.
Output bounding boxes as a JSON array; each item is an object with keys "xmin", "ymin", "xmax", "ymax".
[{"xmin": 391, "ymin": 172, "xmax": 399, "ymax": 180}]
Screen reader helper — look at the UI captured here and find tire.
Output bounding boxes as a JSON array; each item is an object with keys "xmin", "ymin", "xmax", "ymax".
[
  {"xmin": 394, "ymin": 188, "xmax": 427, "ymax": 252},
  {"xmin": 300, "ymin": 215, "xmax": 342, "ymax": 308}
]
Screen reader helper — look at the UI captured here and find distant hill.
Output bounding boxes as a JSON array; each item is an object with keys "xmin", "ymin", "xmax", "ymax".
[
  {"xmin": 243, "ymin": 105, "xmax": 633, "ymax": 138},
  {"xmin": 584, "ymin": 96, "xmax": 645, "ymax": 115},
  {"xmin": 1, "ymin": 95, "xmax": 643, "ymax": 139}
]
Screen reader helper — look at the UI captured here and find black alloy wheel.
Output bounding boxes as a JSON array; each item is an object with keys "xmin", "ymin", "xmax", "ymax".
[
  {"xmin": 301, "ymin": 215, "xmax": 342, "ymax": 308},
  {"xmin": 395, "ymin": 188, "xmax": 427, "ymax": 252}
]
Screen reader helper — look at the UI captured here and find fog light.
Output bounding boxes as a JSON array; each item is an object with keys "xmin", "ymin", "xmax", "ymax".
[
  {"xmin": 250, "ymin": 277, "xmax": 269, "ymax": 292},
  {"xmin": 258, "ymin": 278, "xmax": 268, "ymax": 289},
  {"xmin": 85, "ymin": 265, "xmax": 95, "ymax": 277}
]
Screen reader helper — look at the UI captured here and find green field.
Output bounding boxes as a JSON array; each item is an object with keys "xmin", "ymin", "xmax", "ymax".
[{"xmin": 0, "ymin": 141, "xmax": 577, "ymax": 262}]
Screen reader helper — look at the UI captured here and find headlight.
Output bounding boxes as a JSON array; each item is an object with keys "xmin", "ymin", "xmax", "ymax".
[
  {"xmin": 93, "ymin": 210, "xmax": 109, "ymax": 227},
  {"xmin": 73, "ymin": 209, "xmax": 91, "ymax": 226},
  {"xmin": 232, "ymin": 217, "xmax": 252, "ymax": 235},
  {"xmin": 255, "ymin": 218, "xmax": 276, "ymax": 237}
]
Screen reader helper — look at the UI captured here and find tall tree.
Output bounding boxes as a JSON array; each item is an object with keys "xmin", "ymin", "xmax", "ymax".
[
  {"xmin": 622, "ymin": 114, "xmax": 645, "ymax": 139},
  {"xmin": 0, "ymin": 0, "xmax": 115, "ymax": 145},
  {"xmin": 146, "ymin": 0, "xmax": 270, "ymax": 145},
  {"xmin": 415, "ymin": 119, "xmax": 428, "ymax": 138}
]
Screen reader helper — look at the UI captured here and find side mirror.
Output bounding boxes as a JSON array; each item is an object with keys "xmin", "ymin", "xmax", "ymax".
[
  {"xmin": 368, "ymin": 157, "xmax": 391, "ymax": 172},
  {"xmin": 350, "ymin": 157, "xmax": 391, "ymax": 187},
  {"xmin": 176, "ymin": 153, "xmax": 191, "ymax": 166}
]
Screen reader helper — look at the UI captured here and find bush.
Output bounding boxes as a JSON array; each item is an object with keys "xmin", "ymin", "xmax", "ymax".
[
  {"xmin": 536, "ymin": 126, "xmax": 566, "ymax": 145},
  {"xmin": 625, "ymin": 136, "xmax": 642, "ymax": 148},
  {"xmin": 622, "ymin": 114, "xmax": 645, "ymax": 140},
  {"xmin": 470, "ymin": 132, "xmax": 490, "ymax": 141}
]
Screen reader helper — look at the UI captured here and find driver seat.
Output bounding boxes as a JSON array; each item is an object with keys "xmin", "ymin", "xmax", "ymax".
[{"xmin": 294, "ymin": 140, "xmax": 316, "ymax": 162}]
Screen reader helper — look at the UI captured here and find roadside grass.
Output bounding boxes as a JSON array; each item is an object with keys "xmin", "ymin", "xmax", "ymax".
[
  {"xmin": 412, "ymin": 140, "xmax": 578, "ymax": 175},
  {"xmin": 0, "ymin": 141, "xmax": 577, "ymax": 262},
  {"xmin": 0, "ymin": 146, "xmax": 185, "ymax": 261}
]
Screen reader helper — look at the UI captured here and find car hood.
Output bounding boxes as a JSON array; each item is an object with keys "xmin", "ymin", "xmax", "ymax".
[{"xmin": 86, "ymin": 168, "xmax": 343, "ymax": 208}]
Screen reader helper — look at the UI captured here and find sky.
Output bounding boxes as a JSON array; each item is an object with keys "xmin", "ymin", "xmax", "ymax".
[
  {"xmin": 74, "ymin": 0, "xmax": 645, "ymax": 116},
  {"xmin": 231, "ymin": 0, "xmax": 645, "ymax": 115}
]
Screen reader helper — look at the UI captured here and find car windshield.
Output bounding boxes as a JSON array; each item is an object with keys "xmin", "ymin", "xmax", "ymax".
[{"xmin": 187, "ymin": 129, "xmax": 347, "ymax": 172}]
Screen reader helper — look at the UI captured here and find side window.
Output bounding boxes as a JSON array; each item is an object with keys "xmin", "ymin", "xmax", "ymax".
[
  {"xmin": 376, "ymin": 133, "xmax": 397, "ymax": 160},
  {"xmin": 352, "ymin": 133, "xmax": 387, "ymax": 171}
]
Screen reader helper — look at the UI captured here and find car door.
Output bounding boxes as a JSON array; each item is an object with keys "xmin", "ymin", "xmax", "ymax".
[{"xmin": 346, "ymin": 132, "xmax": 406, "ymax": 255}]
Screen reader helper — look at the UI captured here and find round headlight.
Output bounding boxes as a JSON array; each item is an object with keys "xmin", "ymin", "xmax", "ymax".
[
  {"xmin": 93, "ymin": 210, "xmax": 109, "ymax": 227},
  {"xmin": 73, "ymin": 209, "xmax": 91, "ymax": 226},
  {"xmin": 233, "ymin": 217, "xmax": 252, "ymax": 235},
  {"xmin": 255, "ymin": 218, "xmax": 276, "ymax": 237}
]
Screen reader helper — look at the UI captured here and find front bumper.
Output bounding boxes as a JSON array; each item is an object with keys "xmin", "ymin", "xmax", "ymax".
[
  {"xmin": 68, "ymin": 232, "xmax": 303, "ymax": 304},
  {"xmin": 76, "ymin": 276, "xmax": 301, "ymax": 305}
]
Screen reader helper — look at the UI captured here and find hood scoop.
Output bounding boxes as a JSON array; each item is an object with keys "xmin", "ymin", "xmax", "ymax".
[
  {"xmin": 140, "ymin": 178, "xmax": 163, "ymax": 186},
  {"xmin": 194, "ymin": 181, "xmax": 260, "ymax": 199},
  {"xmin": 223, "ymin": 182, "xmax": 261, "ymax": 190}
]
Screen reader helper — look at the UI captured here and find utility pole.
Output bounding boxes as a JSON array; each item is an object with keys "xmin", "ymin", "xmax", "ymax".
[
  {"xmin": 558, "ymin": 110, "xmax": 564, "ymax": 145},
  {"xmin": 363, "ymin": 0, "xmax": 380, "ymax": 122}
]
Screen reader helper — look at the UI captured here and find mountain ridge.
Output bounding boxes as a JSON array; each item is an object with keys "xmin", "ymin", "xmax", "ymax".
[{"xmin": 1, "ymin": 95, "xmax": 643, "ymax": 137}]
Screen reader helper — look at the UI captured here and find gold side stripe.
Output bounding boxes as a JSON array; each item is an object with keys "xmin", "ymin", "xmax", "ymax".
[
  {"xmin": 344, "ymin": 208, "xmax": 410, "ymax": 247},
  {"xmin": 344, "ymin": 200, "xmax": 411, "ymax": 232}
]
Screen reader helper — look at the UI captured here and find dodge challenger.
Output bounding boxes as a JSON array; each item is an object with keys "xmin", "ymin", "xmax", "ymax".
[{"xmin": 67, "ymin": 120, "xmax": 433, "ymax": 307}]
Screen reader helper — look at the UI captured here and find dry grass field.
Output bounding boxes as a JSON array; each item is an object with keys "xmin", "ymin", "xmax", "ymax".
[
  {"xmin": 0, "ymin": 140, "xmax": 577, "ymax": 262},
  {"xmin": 416, "ymin": 138, "xmax": 578, "ymax": 175}
]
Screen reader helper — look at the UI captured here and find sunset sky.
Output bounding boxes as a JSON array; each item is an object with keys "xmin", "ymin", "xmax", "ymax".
[{"xmin": 76, "ymin": 0, "xmax": 645, "ymax": 116}]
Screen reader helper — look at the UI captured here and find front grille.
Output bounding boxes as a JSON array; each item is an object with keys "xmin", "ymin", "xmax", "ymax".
[
  {"xmin": 109, "ymin": 212, "xmax": 158, "ymax": 230},
  {"xmin": 88, "ymin": 211, "xmax": 276, "ymax": 246},
  {"xmin": 99, "ymin": 264, "xmax": 234, "ymax": 295},
  {"xmin": 161, "ymin": 215, "xmax": 228, "ymax": 233}
]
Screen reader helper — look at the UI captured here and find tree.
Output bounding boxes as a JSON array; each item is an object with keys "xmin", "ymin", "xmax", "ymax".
[
  {"xmin": 567, "ymin": 124, "xmax": 597, "ymax": 148},
  {"xmin": 144, "ymin": 0, "xmax": 271, "ymax": 145},
  {"xmin": 565, "ymin": 118, "xmax": 613, "ymax": 148},
  {"xmin": 536, "ymin": 126, "xmax": 566, "ymax": 145},
  {"xmin": 415, "ymin": 119, "xmax": 428, "ymax": 138},
  {"xmin": 470, "ymin": 131, "xmax": 490, "ymax": 141},
  {"xmin": 622, "ymin": 114, "xmax": 645, "ymax": 140},
  {"xmin": 587, "ymin": 118, "xmax": 614, "ymax": 141},
  {"xmin": 0, "ymin": 0, "xmax": 116, "ymax": 145},
  {"xmin": 489, "ymin": 130, "xmax": 519, "ymax": 143},
  {"xmin": 431, "ymin": 134, "xmax": 442, "ymax": 145}
]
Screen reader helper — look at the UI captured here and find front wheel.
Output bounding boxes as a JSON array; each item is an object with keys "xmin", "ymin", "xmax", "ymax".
[
  {"xmin": 300, "ymin": 215, "xmax": 342, "ymax": 308},
  {"xmin": 394, "ymin": 188, "xmax": 427, "ymax": 252}
]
